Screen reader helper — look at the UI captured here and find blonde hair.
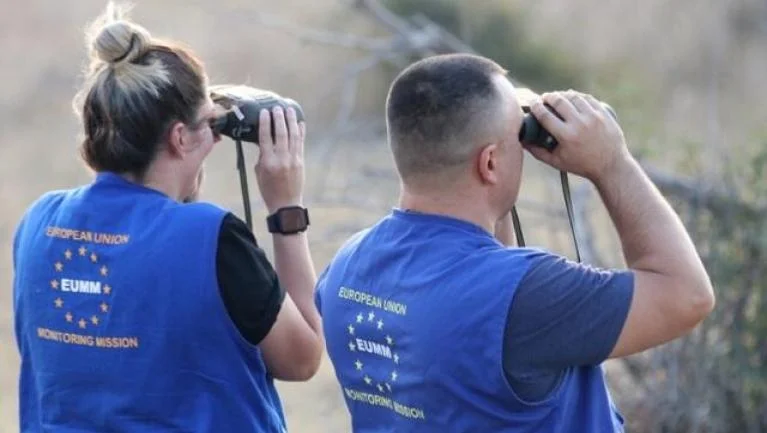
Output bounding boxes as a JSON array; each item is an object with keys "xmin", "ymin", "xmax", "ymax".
[{"xmin": 74, "ymin": 2, "xmax": 208, "ymax": 176}]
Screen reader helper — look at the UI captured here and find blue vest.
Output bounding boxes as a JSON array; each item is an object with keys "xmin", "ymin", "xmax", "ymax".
[
  {"xmin": 13, "ymin": 172, "xmax": 286, "ymax": 433},
  {"xmin": 316, "ymin": 210, "xmax": 625, "ymax": 432}
]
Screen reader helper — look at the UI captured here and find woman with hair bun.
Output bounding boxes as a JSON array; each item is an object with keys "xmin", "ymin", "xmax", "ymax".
[{"xmin": 12, "ymin": 3, "xmax": 323, "ymax": 432}]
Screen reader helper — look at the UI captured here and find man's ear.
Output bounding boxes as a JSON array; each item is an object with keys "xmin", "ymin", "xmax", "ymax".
[
  {"xmin": 166, "ymin": 121, "xmax": 186, "ymax": 158},
  {"xmin": 477, "ymin": 142, "xmax": 499, "ymax": 185}
]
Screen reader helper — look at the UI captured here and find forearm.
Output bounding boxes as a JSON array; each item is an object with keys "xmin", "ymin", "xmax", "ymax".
[
  {"xmin": 593, "ymin": 154, "xmax": 708, "ymax": 284},
  {"xmin": 272, "ymin": 232, "xmax": 322, "ymax": 334}
]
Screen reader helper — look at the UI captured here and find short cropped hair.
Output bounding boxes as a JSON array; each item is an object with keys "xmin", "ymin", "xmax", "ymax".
[
  {"xmin": 73, "ymin": 2, "xmax": 208, "ymax": 178},
  {"xmin": 385, "ymin": 53, "xmax": 508, "ymax": 180}
]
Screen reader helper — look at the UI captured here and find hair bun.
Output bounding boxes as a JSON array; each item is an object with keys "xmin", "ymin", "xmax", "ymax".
[
  {"xmin": 92, "ymin": 20, "xmax": 151, "ymax": 65},
  {"xmin": 86, "ymin": 2, "xmax": 152, "ymax": 66}
]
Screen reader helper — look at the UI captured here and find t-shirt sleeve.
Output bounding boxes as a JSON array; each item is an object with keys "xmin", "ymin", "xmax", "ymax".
[
  {"xmin": 216, "ymin": 213, "xmax": 285, "ymax": 346},
  {"xmin": 502, "ymin": 252, "xmax": 634, "ymax": 401}
]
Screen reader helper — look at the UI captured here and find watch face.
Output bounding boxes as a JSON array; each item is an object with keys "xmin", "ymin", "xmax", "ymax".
[{"xmin": 280, "ymin": 208, "xmax": 308, "ymax": 232}]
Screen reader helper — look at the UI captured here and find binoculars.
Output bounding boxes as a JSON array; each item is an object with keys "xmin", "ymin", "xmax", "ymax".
[
  {"xmin": 208, "ymin": 85, "xmax": 616, "ymax": 154},
  {"xmin": 209, "ymin": 85, "xmax": 305, "ymax": 144}
]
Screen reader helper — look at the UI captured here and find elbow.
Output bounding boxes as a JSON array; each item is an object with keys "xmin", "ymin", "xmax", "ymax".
[
  {"xmin": 280, "ymin": 337, "xmax": 324, "ymax": 382},
  {"xmin": 679, "ymin": 276, "xmax": 716, "ymax": 330},
  {"xmin": 290, "ymin": 352, "xmax": 322, "ymax": 382}
]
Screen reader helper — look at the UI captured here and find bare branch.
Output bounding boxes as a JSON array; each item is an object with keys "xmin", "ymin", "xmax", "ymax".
[
  {"xmin": 352, "ymin": 0, "xmax": 416, "ymax": 35},
  {"xmin": 641, "ymin": 162, "xmax": 767, "ymax": 219},
  {"xmin": 252, "ymin": 12, "xmax": 391, "ymax": 52}
]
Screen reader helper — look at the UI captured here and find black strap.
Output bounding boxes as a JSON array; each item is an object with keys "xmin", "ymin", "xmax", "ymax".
[
  {"xmin": 235, "ymin": 139, "xmax": 253, "ymax": 230},
  {"xmin": 560, "ymin": 171, "xmax": 581, "ymax": 262},
  {"xmin": 511, "ymin": 170, "xmax": 581, "ymax": 263},
  {"xmin": 511, "ymin": 205, "xmax": 525, "ymax": 247}
]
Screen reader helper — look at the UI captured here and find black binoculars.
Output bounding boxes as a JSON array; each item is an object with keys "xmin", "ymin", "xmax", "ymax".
[{"xmin": 209, "ymin": 85, "xmax": 305, "ymax": 144}]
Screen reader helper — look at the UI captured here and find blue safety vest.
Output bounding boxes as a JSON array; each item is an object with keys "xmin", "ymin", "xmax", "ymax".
[
  {"xmin": 13, "ymin": 172, "xmax": 286, "ymax": 432},
  {"xmin": 316, "ymin": 209, "xmax": 625, "ymax": 432}
]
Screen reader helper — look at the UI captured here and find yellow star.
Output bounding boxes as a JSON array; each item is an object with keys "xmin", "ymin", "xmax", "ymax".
[
  {"xmin": 385, "ymin": 335, "xmax": 394, "ymax": 345},
  {"xmin": 100, "ymin": 302, "xmax": 109, "ymax": 313},
  {"xmin": 348, "ymin": 324, "xmax": 355, "ymax": 335},
  {"xmin": 54, "ymin": 262, "xmax": 63, "ymax": 272},
  {"xmin": 368, "ymin": 311, "xmax": 375, "ymax": 322},
  {"xmin": 90, "ymin": 252, "xmax": 98, "ymax": 263},
  {"xmin": 385, "ymin": 383, "xmax": 392, "ymax": 392},
  {"xmin": 78, "ymin": 318, "xmax": 87, "ymax": 329},
  {"xmin": 65, "ymin": 312, "xmax": 73, "ymax": 322},
  {"xmin": 364, "ymin": 375, "xmax": 372, "ymax": 385},
  {"xmin": 50, "ymin": 280, "xmax": 59, "ymax": 290},
  {"xmin": 64, "ymin": 249, "xmax": 72, "ymax": 260},
  {"xmin": 377, "ymin": 384, "xmax": 384, "ymax": 393},
  {"xmin": 100, "ymin": 265, "xmax": 108, "ymax": 276},
  {"xmin": 103, "ymin": 285, "xmax": 112, "ymax": 295},
  {"xmin": 356, "ymin": 313, "xmax": 363, "ymax": 323},
  {"xmin": 391, "ymin": 371, "xmax": 398, "ymax": 381},
  {"xmin": 78, "ymin": 246, "xmax": 87, "ymax": 256},
  {"xmin": 54, "ymin": 298, "xmax": 63, "ymax": 308},
  {"xmin": 355, "ymin": 359, "xmax": 363, "ymax": 371},
  {"xmin": 377, "ymin": 319, "xmax": 384, "ymax": 330},
  {"xmin": 91, "ymin": 316, "xmax": 99, "ymax": 325},
  {"xmin": 348, "ymin": 341, "xmax": 356, "ymax": 351},
  {"xmin": 393, "ymin": 353, "xmax": 399, "ymax": 364}
]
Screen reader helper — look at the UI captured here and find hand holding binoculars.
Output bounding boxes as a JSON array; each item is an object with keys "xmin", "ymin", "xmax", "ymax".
[
  {"xmin": 209, "ymin": 84, "xmax": 305, "ymax": 144},
  {"xmin": 516, "ymin": 88, "xmax": 618, "ymax": 151}
]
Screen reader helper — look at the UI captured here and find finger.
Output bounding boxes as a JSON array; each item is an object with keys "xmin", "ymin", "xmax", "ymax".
[
  {"xmin": 258, "ymin": 109, "xmax": 273, "ymax": 151},
  {"xmin": 530, "ymin": 99, "xmax": 566, "ymax": 137},
  {"xmin": 286, "ymin": 107, "xmax": 300, "ymax": 155},
  {"xmin": 568, "ymin": 93, "xmax": 597, "ymax": 116},
  {"xmin": 542, "ymin": 92, "xmax": 579, "ymax": 121},
  {"xmin": 581, "ymin": 93, "xmax": 604, "ymax": 113},
  {"xmin": 272, "ymin": 106, "xmax": 288, "ymax": 154},
  {"xmin": 298, "ymin": 122, "xmax": 306, "ymax": 158}
]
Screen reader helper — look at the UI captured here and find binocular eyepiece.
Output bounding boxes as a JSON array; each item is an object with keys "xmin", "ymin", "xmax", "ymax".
[
  {"xmin": 209, "ymin": 85, "xmax": 305, "ymax": 144},
  {"xmin": 518, "ymin": 96, "xmax": 618, "ymax": 151}
]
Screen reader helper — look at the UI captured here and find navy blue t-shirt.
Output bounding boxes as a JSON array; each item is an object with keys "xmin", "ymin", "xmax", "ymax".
[{"xmin": 503, "ymin": 254, "xmax": 634, "ymax": 401}]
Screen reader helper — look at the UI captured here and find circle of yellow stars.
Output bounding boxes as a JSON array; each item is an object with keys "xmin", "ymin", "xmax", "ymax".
[
  {"xmin": 50, "ymin": 246, "xmax": 111, "ymax": 329},
  {"xmin": 348, "ymin": 310, "xmax": 400, "ymax": 394}
]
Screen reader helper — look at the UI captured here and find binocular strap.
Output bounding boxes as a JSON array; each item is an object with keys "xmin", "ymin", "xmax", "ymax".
[
  {"xmin": 511, "ymin": 171, "xmax": 582, "ymax": 263},
  {"xmin": 235, "ymin": 139, "xmax": 254, "ymax": 231}
]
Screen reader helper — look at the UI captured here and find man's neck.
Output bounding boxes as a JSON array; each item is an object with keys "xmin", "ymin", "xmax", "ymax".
[{"xmin": 398, "ymin": 186, "xmax": 497, "ymax": 234}]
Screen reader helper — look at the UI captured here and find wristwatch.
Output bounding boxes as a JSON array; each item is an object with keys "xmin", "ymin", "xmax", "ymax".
[{"xmin": 266, "ymin": 206, "xmax": 310, "ymax": 235}]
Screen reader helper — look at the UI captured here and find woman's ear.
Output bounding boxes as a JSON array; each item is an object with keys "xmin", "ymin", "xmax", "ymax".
[
  {"xmin": 166, "ymin": 121, "xmax": 186, "ymax": 157},
  {"xmin": 477, "ymin": 142, "xmax": 499, "ymax": 185}
]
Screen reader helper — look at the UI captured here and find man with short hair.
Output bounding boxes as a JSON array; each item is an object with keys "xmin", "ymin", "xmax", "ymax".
[{"xmin": 315, "ymin": 53, "xmax": 714, "ymax": 432}]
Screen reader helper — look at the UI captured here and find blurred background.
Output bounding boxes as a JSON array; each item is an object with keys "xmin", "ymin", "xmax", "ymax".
[{"xmin": 1, "ymin": 0, "xmax": 765, "ymax": 432}]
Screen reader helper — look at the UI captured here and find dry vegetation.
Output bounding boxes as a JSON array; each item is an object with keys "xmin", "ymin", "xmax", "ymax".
[{"xmin": 1, "ymin": 0, "xmax": 765, "ymax": 432}]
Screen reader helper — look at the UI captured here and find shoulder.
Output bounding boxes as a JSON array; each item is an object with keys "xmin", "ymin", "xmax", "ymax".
[
  {"xmin": 339, "ymin": 227, "xmax": 372, "ymax": 252},
  {"xmin": 16, "ymin": 188, "xmax": 79, "ymax": 232},
  {"xmin": 25, "ymin": 188, "xmax": 75, "ymax": 214},
  {"xmin": 165, "ymin": 201, "xmax": 230, "ymax": 232},
  {"xmin": 517, "ymin": 250, "xmax": 634, "ymax": 289},
  {"xmin": 469, "ymin": 245, "xmax": 552, "ymax": 283}
]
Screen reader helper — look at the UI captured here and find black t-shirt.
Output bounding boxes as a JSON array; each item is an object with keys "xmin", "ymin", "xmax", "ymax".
[{"xmin": 216, "ymin": 213, "xmax": 285, "ymax": 346}]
